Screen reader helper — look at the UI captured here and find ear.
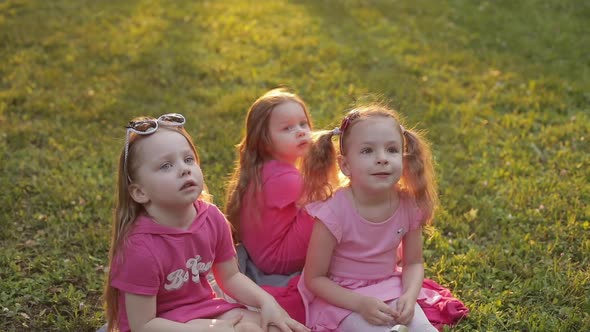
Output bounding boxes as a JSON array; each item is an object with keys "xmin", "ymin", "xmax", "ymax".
[
  {"xmin": 128, "ymin": 183, "xmax": 150, "ymax": 204},
  {"xmin": 338, "ymin": 155, "xmax": 351, "ymax": 177}
]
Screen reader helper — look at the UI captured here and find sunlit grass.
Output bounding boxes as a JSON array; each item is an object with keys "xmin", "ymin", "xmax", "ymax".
[{"xmin": 0, "ymin": 0, "xmax": 588, "ymax": 330}]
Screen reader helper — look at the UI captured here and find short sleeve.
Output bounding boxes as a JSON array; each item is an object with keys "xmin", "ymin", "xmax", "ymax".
[
  {"xmin": 110, "ymin": 236, "xmax": 160, "ymax": 296},
  {"xmin": 306, "ymin": 201, "xmax": 342, "ymax": 243},
  {"xmin": 263, "ymin": 170, "xmax": 303, "ymax": 209},
  {"xmin": 407, "ymin": 202, "xmax": 425, "ymax": 231},
  {"xmin": 209, "ymin": 205, "xmax": 237, "ymax": 263}
]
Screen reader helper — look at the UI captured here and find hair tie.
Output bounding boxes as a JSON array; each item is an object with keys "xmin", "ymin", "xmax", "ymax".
[{"xmin": 332, "ymin": 127, "xmax": 342, "ymax": 136}]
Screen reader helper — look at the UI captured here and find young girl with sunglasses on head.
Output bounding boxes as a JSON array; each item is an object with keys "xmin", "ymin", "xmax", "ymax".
[
  {"xmin": 103, "ymin": 114, "xmax": 308, "ymax": 332},
  {"xmin": 298, "ymin": 105, "xmax": 439, "ymax": 331},
  {"xmin": 225, "ymin": 89, "xmax": 315, "ymax": 276}
]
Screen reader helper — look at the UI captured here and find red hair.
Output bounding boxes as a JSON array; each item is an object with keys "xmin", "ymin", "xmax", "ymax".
[{"xmin": 225, "ymin": 88, "xmax": 313, "ymax": 241}]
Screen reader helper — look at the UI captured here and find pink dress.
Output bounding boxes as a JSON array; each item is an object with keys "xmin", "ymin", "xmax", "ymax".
[
  {"xmin": 298, "ymin": 188, "xmax": 440, "ymax": 331},
  {"xmin": 110, "ymin": 200, "xmax": 243, "ymax": 332},
  {"xmin": 240, "ymin": 160, "xmax": 314, "ymax": 274}
]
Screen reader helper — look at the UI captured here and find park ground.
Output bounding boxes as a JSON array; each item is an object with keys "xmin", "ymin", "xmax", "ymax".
[{"xmin": 0, "ymin": 0, "xmax": 588, "ymax": 331}]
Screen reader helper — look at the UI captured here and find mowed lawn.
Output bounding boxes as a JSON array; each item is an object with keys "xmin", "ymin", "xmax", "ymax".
[{"xmin": 0, "ymin": 0, "xmax": 588, "ymax": 331}]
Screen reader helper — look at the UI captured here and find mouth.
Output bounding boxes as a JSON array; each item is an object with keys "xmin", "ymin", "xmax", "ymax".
[
  {"xmin": 371, "ymin": 172, "xmax": 391, "ymax": 176},
  {"xmin": 180, "ymin": 180, "xmax": 198, "ymax": 190},
  {"xmin": 297, "ymin": 140, "xmax": 310, "ymax": 148}
]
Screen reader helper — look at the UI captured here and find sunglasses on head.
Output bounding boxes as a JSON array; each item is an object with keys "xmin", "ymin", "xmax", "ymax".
[{"xmin": 123, "ymin": 113, "xmax": 186, "ymax": 182}]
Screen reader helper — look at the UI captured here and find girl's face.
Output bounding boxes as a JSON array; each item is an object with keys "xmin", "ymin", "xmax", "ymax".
[
  {"xmin": 129, "ymin": 129, "xmax": 204, "ymax": 210},
  {"xmin": 339, "ymin": 116, "xmax": 403, "ymax": 194},
  {"xmin": 267, "ymin": 101, "xmax": 311, "ymax": 164}
]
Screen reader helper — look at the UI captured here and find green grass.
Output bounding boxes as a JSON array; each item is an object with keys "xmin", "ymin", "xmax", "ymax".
[{"xmin": 1, "ymin": 0, "xmax": 588, "ymax": 330}]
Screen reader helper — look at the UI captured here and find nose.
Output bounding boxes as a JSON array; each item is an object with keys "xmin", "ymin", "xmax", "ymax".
[
  {"xmin": 376, "ymin": 159, "xmax": 389, "ymax": 165},
  {"xmin": 296, "ymin": 126, "xmax": 308, "ymax": 138},
  {"xmin": 376, "ymin": 151, "xmax": 389, "ymax": 165},
  {"xmin": 181, "ymin": 164, "xmax": 192, "ymax": 176}
]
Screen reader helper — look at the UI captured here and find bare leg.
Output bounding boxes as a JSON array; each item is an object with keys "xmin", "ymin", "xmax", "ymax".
[
  {"xmin": 387, "ymin": 300, "xmax": 438, "ymax": 332},
  {"xmin": 338, "ymin": 300, "xmax": 438, "ymax": 332},
  {"xmin": 339, "ymin": 312, "xmax": 391, "ymax": 332}
]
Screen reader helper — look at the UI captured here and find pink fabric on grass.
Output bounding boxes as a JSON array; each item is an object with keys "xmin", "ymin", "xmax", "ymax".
[{"xmin": 418, "ymin": 279, "xmax": 470, "ymax": 331}]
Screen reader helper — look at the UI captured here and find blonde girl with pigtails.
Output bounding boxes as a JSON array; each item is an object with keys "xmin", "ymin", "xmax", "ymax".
[{"xmin": 298, "ymin": 105, "xmax": 440, "ymax": 332}]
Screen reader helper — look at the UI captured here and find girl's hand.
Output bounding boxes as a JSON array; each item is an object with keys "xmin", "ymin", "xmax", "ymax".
[
  {"xmin": 260, "ymin": 301, "xmax": 310, "ymax": 332},
  {"xmin": 393, "ymin": 294, "xmax": 416, "ymax": 325},
  {"xmin": 356, "ymin": 296, "xmax": 396, "ymax": 326}
]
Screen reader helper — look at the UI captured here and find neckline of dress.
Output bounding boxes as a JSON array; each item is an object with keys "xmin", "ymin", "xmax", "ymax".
[{"xmin": 344, "ymin": 187, "xmax": 401, "ymax": 225}]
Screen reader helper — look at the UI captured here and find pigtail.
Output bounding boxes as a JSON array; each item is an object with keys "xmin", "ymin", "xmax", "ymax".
[
  {"xmin": 301, "ymin": 130, "xmax": 341, "ymax": 202},
  {"xmin": 401, "ymin": 128, "xmax": 438, "ymax": 224}
]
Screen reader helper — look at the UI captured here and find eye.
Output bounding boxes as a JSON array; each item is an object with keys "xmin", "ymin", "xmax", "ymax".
[
  {"xmin": 160, "ymin": 162, "xmax": 172, "ymax": 170},
  {"xmin": 283, "ymin": 125, "xmax": 294, "ymax": 131},
  {"xmin": 300, "ymin": 121, "xmax": 309, "ymax": 128},
  {"xmin": 361, "ymin": 147, "xmax": 372, "ymax": 154},
  {"xmin": 185, "ymin": 156, "xmax": 195, "ymax": 164},
  {"xmin": 388, "ymin": 147, "xmax": 399, "ymax": 153}
]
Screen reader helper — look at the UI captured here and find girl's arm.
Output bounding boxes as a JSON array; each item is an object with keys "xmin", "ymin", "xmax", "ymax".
[
  {"xmin": 400, "ymin": 228, "xmax": 425, "ymax": 301},
  {"xmin": 125, "ymin": 293, "xmax": 238, "ymax": 332},
  {"xmin": 303, "ymin": 220, "xmax": 395, "ymax": 326},
  {"xmin": 213, "ymin": 258, "xmax": 309, "ymax": 332},
  {"xmin": 395, "ymin": 228, "xmax": 425, "ymax": 324}
]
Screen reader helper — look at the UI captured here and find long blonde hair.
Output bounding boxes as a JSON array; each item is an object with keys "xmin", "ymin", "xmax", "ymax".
[
  {"xmin": 225, "ymin": 88, "xmax": 313, "ymax": 241},
  {"xmin": 103, "ymin": 122, "xmax": 208, "ymax": 331},
  {"xmin": 302, "ymin": 105, "xmax": 439, "ymax": 224}
]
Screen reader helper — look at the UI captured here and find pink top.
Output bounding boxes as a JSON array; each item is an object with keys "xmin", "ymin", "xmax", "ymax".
[
  {"xmin": 240, "ymin": 160, "xmax": 314, "ymax": 274},
  {"xmin": 298, "ymin": 188, "xmax": 434, "ymax": 331},
  {"xmin": 310, "ymin": 188, "xmax": 422, "ymax": 280},
  {"xmin": 110, "ymin": 200, "xmax": 243, "ymax": 332}
]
